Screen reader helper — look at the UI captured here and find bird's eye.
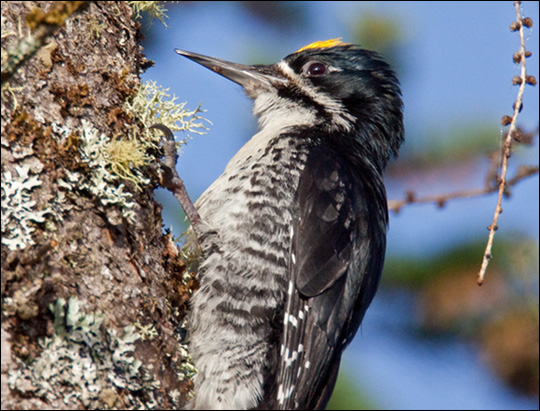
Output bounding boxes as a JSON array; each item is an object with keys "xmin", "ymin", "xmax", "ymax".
[{"xmin": 305, "ymin": 62, "xmax": 326, "ymax": 76}]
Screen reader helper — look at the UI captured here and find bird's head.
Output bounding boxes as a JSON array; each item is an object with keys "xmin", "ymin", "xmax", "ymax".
[{"xmin": 176, "ymin": 39, "xmax": 404, "ymax": 169}]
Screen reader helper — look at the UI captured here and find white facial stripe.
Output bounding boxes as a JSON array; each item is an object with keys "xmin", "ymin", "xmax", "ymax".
[
  {"xmin": 253, "ymin": 91, "xmax": 317, "ymax": 131},
  {"xmin": 277, "ymin": 60, "xmax": 299, "ymax": 80},
  {"xmin": 277, "ymin": 61, "xmax": 356, "ymax": 132}
]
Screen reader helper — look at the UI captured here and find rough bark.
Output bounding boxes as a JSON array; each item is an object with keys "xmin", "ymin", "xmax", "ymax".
[{"xmin": 1, "ymin": 2, "xmax": 192, "ymax": 409}]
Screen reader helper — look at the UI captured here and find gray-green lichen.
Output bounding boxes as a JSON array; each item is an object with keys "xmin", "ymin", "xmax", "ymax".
[
  {"xmin": 135, "ymin": 321, "xmax": 158, "ymax": 341},
  {"xmin": 1, "ymin": 164, "xmax": 52, "ymax": 251},
  {"xmin": 176, "ymin": 326, "xmax": 197, "ymax": 383},
  {"xmin": 53, "ymin": 80, "xmax": 209, "ymax": 224},
  {"xmin": 56, "ymin": 119, "xmax": 145, "ymax": 223},
  {"xmin": 129, "ymin": 1, "xmax": 171, "ymax": 28},
  {"xmin": 125, "ymin": 79, "xmax": 210, "ymax": 152},
  {"xmin": 8, "ymin": 297, "xmax": 160, "ymax": 409}
]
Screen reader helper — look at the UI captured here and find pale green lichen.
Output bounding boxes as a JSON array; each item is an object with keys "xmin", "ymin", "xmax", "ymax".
[
  {"xmin": 168, "ymin": 388, "xmax": 181, "ymax": 407},
  {"xmin": 1, "ymin": 164, "xmax": 52, "ymax": 251},
  {"xmin": 125, "ymin": 80, "xmax": 210, "ymax": 152},
  {"xmin": 177, "ymin": 343, "xmax": 197, "ymax": 382},
  {"xmin": 8, "ymin": 297, "xmax": 161, "ymax": 408},
  {"xmin": 56, "ymin": 120, "xmax": 147, "ymax": 222},
  {"xmin": 135, "ymin": 322, "xmax": 159, "ymax": 341},
  {"xmin": 174, "ymin": 317, "xmax": 197, "ymax": 383},
  {"xmin": 79, "ymin": 120, "xmax": 151, "ymax": 192},
  {"xmin": 105, "ymin": 132, "xmax": 151, "ymax": 189},
  {"xmin": 87, "ymin": 16, "xmax": 106, "ymax": 39},
  {"xmin": 129, "ymin": 1, "xmax": 171, "ymax": 28},
  {"xmin": 54, "ymin": 81, "xmax": 209, "ymax": 219}
]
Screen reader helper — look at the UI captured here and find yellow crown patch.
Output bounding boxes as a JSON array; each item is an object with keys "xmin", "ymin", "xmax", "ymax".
[{"xmin": 295, "ymin": 38, "xmax": 348, "ymax": 53}]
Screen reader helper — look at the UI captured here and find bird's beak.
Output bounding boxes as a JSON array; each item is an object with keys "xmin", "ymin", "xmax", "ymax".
[{"xmin": 175, "ymin": 49, "xmax": 286, "ymax": 94}]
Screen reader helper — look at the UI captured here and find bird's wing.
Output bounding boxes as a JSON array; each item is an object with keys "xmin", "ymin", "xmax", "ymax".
[{"xmin": 273, "ymin": 145, "xmax": 388, "ymax": 410}]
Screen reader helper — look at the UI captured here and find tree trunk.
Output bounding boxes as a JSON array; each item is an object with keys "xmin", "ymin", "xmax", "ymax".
[{"xmin": 1, "ymin": 2, "xmax": 192, "ymax": 408}]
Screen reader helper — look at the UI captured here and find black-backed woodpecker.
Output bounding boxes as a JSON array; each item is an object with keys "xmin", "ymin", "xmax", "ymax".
[{"xmin": 175, "ymin": 39, "xmax": 404, "ymax": 410}]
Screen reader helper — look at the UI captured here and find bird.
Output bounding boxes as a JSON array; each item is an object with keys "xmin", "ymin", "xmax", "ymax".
[{"xmin": 174, "ymin": 38, "xmax": 404, "ymax": 410}]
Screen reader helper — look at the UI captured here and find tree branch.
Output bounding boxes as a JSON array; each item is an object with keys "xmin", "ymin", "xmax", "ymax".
[
  {"xmin": 388, "ymin": 163, "xmax": 539, "ymax": 212},
  {"xmin": 477, "ymin": 1, "xmax": 535, "ymax": 285}
]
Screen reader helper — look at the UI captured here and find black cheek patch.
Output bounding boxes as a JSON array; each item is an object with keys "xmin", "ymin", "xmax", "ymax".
[{"xmin": 276, "ymin": 86, "xmax": 333, "ymax": 123}]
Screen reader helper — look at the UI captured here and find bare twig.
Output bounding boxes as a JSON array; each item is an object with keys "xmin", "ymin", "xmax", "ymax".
[
  {"xmin": 389, "ymin": 123, "xmax": 538, "ymax": 213},
  {"xmin": 150, "ymin": 124, "xmax": 219, "ymax": 259},
  {"xmin": 388, "ymin": 164, "xmax": 539, "ymax": 213},
  {"xmin": 477, "ymin": 1, "xmax": 535, "ymax": 285},
  {"xmin": 149, "ymin": 124, "xmax": 202, "ymax": 230},
  {"xmin": 390, "ymin": 4, "xmax": 538, "ymax": 284}
]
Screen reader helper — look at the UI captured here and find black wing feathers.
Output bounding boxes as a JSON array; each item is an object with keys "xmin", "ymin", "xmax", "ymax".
[
  {"xmin": 273, "ymin": 144, "xmax": 388, "ymax": 410},
  {"xmin": 294, "ymin": 150, "xmax": 354, "ymax": 298}
]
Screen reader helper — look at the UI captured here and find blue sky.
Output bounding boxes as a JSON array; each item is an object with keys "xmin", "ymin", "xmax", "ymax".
[
  {"xmin": 146, "ymin": 1, "xmax": 538, "ymax": 252},
  {"xmin": 142, "ymin": 2, "xmax": 539, "ymax": 408}
]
